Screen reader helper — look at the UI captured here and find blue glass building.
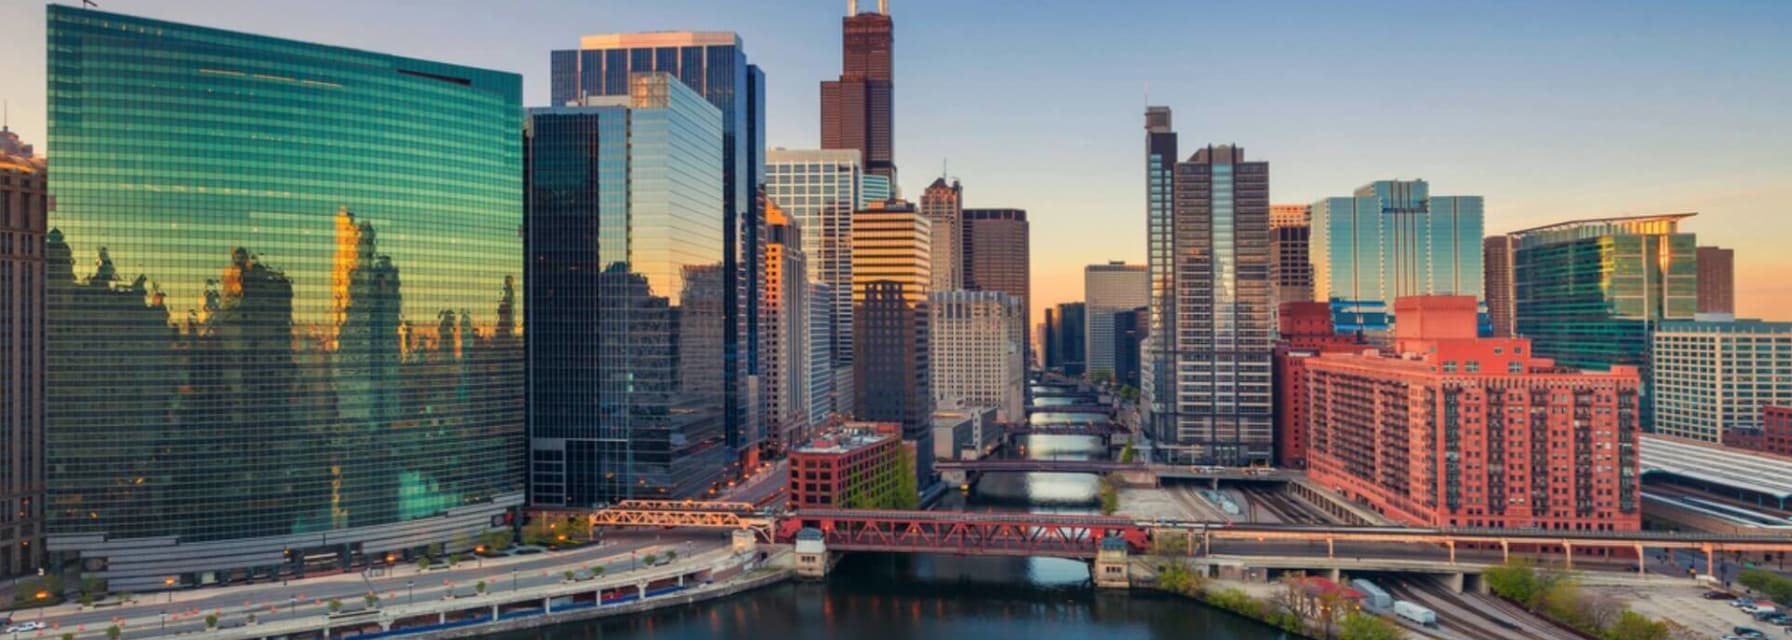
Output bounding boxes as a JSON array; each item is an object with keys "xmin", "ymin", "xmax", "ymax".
[
  {"xmin": 526, "ymin": 75, "xmax": 728, "ymax": 504},
  {"xmin": 1311, "ymin": 180, "xmax": 1484, "ymax": 337},
  {"xmin": 552, "ymin": 34, "xmax": 766, "ymax": 472},
  {"xmin": 46, "ymin": 6, "xmax": 523, "ymax": 589}
]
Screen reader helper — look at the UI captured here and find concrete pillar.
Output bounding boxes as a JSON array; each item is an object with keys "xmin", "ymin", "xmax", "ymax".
[
  {"xmin": 1444, "ymin": 573, "xmax": 1464, "ymax": 594},
  {"xmin": 1500, "ymin": 539, "xmax": 1509, "ymax": 564},
  {"xmin": 1704, "ymin": 544, "xmax": 1715, "ymax": 577},
  {"xmin": 490, "ymin": 604, "xmax": 499, "ymax": 619},
  {"xmin": 1564, "ymin": 542, "xmax": 1574, "ymax": 570},
  {"xmin": 1326, "ymin": 537, "xmax": 1334, "ymax": 560},
  {"xmin": 1327, "ymin": 568, "xmax": 1341, "ymax": 582},
  {"xmin": 324, "ymin": 628, "xmax": 332, "ymax": 640},
  {"xmin": 1635, "ymin": 544, "xmax": 1646, "ymax": 577},
  {"xmin": 438, "ymin": 612, "xmax": 446, "ymax": 624},
  {"xmin": 544, "ymin": 596, "xmax": 552, "ymax": 614},
  {"xmin": 1447, "ymin": 540, "xmax": 1457, "ymax": 565}
]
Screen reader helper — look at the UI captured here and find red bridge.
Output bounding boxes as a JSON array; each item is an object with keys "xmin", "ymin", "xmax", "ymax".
[
  {"xmin": 775, "ymin": 509, "xmax": 1149, "ymax": 558},
  {"xmin": 932, "ymin": 458, "xmax": 1138, "ymax": 474}
]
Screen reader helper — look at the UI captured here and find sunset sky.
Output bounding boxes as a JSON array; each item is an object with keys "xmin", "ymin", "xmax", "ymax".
[{"xmin": 4, "ymin": 0, "xmax": 1789, "ymax": 326}]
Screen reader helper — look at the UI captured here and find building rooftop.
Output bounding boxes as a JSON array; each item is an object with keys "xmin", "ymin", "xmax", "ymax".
[
  {"xmin": 793, "ymin": 424, "xmax": 896, "ymax": 455},
  {"xmin": 1656, "ymin": 318, "xmax": 1792, "ymax": 334},
  {"xmin": 1642, "ymin": 434, "xmax": 1792, "ymax": 501},
  {"xmin": 1508, "ymin": 212, "xmax": 1696, "ymax": 237},
  {"xmin": 577, "ymin": 32, "xmax": 741, "ymax": 50}
]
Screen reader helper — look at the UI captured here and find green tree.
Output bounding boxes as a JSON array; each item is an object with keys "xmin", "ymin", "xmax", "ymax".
[
  {"xmin": 364, "ymin": 593, "xmax": 379, "ymax": 609},
  {"xmin": 1098, "ymin": 474, "xmax": 1121, "ymax": 515},
  {"xmin": 106, "ymin": 625, "xmax": 121, "ymax": 640},
  {"xmin": 591, "ymin": 565, "xmax": 606, "ymax": 578},
  {"xmin": 643, "ymin": 553, "xmax": 660, "ymax": 566},
  {"xmin": 1118, "ymin": 443, "xmax": 1136, "ymax": 464},
  {"xmin": 564, "ymin": 570, "xmax": 575, "ymax": 582},
  {"xmin": 1604, "ymin": 610, "xmax": 1670, "ymax": 640},
  {"xmin": 417, "ymin": 556, "xmax": 431, "ymax": 572},
  {"xmin": 1155, "ymin": 560, "xmax": 1203, "ymax": 596},
  {"xmin": 328, "ymin": 598, "xmax": 342, "ymax": 614},
  {"xmin": 1338, "ymin": 612, "xmax": 1406, "ymax": 640},
  {"xmin": 480, "ymin": 528, "xmax": 515, "ymax": 552},
  {"xmin": 1088, "ymin": 369, "xmax": 1115, "ymax": 385},
  {"xmin": 1740, "ymin": 569, "xmax": 1792, "ymax": 606},
  {"xmin": 666, "ymin": 549, "xmax": 678, "ymax": 562},
  {"xmin": 476, "ymin": 580, "xmax": 488, "ymax": 594},
  {"xmin": 205, "ymin": 614, "xmax": 218, "ymax": 630}
]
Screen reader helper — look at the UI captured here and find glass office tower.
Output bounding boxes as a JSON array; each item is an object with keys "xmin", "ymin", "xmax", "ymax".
[
  {"xmin": 46, "ymin": 6, "xmax": 523, "ymax": 589},
  {"xmin": 1311, "ymin": 180, "xmax": 1483, "ymax": 337},
  {"xmin": 526, "ymin": 74, "xmax": 728, "ymax": 505},
  {"xmin": 552, "ymin": 33, "xmax": 766, "ymax": 473}
]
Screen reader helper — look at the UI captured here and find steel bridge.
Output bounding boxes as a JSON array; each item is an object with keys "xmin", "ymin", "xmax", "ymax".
[
  {"xmin": 1025, "ymin": 404, "xmax": 1114, "ymax": 415},
  {"xmin": 1002, "ymin": 423, "xmax": 1125, "ymax": 438},
  {"xmin": 932, "ymin": 459, "xmax": 1135, "ymax": 474},
  {"xmin": 584, "ymin": 500, "xmax": 775, "ymax": 541},
  {"xmin": 776, "ymin": 509, "xmax": 1150, "ymax": 558}
]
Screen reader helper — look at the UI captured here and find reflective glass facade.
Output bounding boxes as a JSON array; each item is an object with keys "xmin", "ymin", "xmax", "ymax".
[
  {"xmin": 1512, "ymin": 215, "xmax": 1698, "ymax": 373},
  {"xmin": 1310, "ymin": 180, "xmax": 1483, "ymax": 336},
  {"xmin": 766, "ymin": 149, "xmax": 863, "ymax": 367},
  {"xmin": 525, "ymin": 75, "xmax": 728, "ymax": 504},
  {"xmin": 46, "ymin": 7, "xmax": 523, "ymax": 588},
  {"xmin": 1142, "ymin": 107, "xmax": 1177, "ymax": 442}
]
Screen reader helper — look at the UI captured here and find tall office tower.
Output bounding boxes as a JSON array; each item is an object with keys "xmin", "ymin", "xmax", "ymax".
[
  {"xmin": 1083, "ymin": 262, "xmax": 1148, "ymax": 378},
  {"xmin": 851, "ymin": 200, "xmax": 933, "ymax": 485},
  {"xmin": 1271, "ymin": 302, "xmax": 1362, "ymax": 470},
  {"xmin": 1054, "ymin": 302, "xmax": 1087, "ymax": 376},
  {"xmin": 1483, "ymin": 235, "xmax": 1516, "ymax": 337},
  {"xmin": 1653, "ymin": 318, "xmax": 1792, "ymax": 443},
  {"xmin": 1142, "ymin": 106, "xmax": 1178, "ymax": 435},
  {"xmin": 1111, "ymin": 306, "xmax": 1148, "ymax": 390},
  {"xmin": 0, "ymin": 123, "xmax": 44, "ymax": 576},
  {"xmin": 47, "ymin": 6, "xmax": 524, "ymax": 589},
  {"xmin": 1306, "ymin": 297, "xmax": 1641, "ymax": 530},
  {"xmin": 551, "ymin": 31, "xmax": 767, "ymax": 473},
  {"xmin": 1513, "ymin": 214, "xmax": 1698, "ymax": 432},
  {"xmin": 1043, "ymin": 308, "xmax": 1060, "ymax": 370},
  {"xmin": 761, "ymin": 198, "xmax": 813, "ymax": 456},
  {"xmin": 921, "ymin": 178, "xmax": 963, "ymax": 293},
  {"xmin": 1310, "ymin": 180, "xmax": 1483, "ymax": 337},
  {"xmin": 1269, "ymin": 204, "xmax": 1313, "ymax": 305},
  {"xmin": 526, "ymin": 76, "xmax": 727, "ymax": 505},
  {"xmin": 930, "ymin": 291, "xmax": 1026, "ymax": 423},
  {"xmin": 808, "ymin": 281, "xmax": 837, "ymax": 430},
  {"xmin": 1697, "ymin": 246, "xmax": 1735, "ymax": 315},
  {"xmin": 821, "ymin": 1, "xmax": 896, "ymax": 184},
  {"xmin": 1146, "ymin": 145, "xmax": 1273, "ymax": 466},
  {"xmin": 767, "ymin": 149, "xmax": 864, "ymax": 364},
  {"xmin": 961, "ymin": 208, "xmax": 1031, "ymax": 361}
]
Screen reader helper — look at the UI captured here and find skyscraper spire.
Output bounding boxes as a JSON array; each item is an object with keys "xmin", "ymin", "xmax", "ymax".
[{"xmin": 879, "ymin": 0, "xmax": 889, "ymax": 15}]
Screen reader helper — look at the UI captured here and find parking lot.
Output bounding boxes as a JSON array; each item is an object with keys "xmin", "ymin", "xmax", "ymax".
[{"xmin": 1585, "ymin": 576, "xmax": 1790, "ymax": 638}]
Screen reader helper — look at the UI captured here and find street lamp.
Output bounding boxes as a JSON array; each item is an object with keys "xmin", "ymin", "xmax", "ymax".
[
  {"xmin": 475, "ymin": 546, "xmax": 485, "ymax": 568},
  {"xmin": 407, "ymin": 580, "xmax": 415, "ymax": 605},
  {"xmin": 166, "ymin": 576, "xmax": 176, "ymax": 603},
  {"xmin": 35, "ymin": 591, "xmax": 48, "ymax": 622},
  {"xmin": 160, "ymin": 611, "xmax": 167, "ymax": 632}
]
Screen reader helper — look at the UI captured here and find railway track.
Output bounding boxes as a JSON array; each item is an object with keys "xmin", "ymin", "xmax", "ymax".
[{"xmin": 1238, "ymin": 486, "xmax": 1329, "ymax": 525}]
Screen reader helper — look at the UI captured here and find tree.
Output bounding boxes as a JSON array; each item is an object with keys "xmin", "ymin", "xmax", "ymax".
[
  {"xmin": 1583, "ymin": 592, "xmax": 1625, "ymax": 632},
  {"xmin": 564, "ymin": 570, "xmax": 575, "ymax": 582},
  {"xmin": 205, "ymin": 613, "xmax": 218, "ymax": 629},
  {"xmin": 106, "ymin": 625, "xmax": 121, "ymax": 640},
  {"xmin": 480, "ymin": 529, "xmax": 515, "ymax": 552},
  {"xmin": 1338, "ymin": 612, "xmax": 1406, "ymax": 640},
  {"xmin": 643, "ymin": 553, "xmax": 660, "ymax": 566},
  {"xmin": 1740, "ymin": 569, "xmax": 1792, "ymax": 606},
  {"xmin": 1098, "ymin": 474, "xmax": 1121, "ymax": 515},
  {"xmin": 364, "ymin": 593, "xmax": 379, "ymax": 609},
  {"xmin": 591, "ymin": 565, "xmax": 606, "ymax": 578},
  {"xmin": 417, "ymin": 556, "xmax": 431, "ymax": 572},
  {"xmin": 1118, "ymin": 443, "xmax": 1136, "ymax": 464},
  {"xmin": 1605, "ymin": 610, "xmax": 1670, "ymax": 640},
  {"xmin": 666, "ymin": 549, "xmax": 678, "ymax": 562},
  {"xmin": 328, "ymin": 598, "xmax": 342, "ymax": 614},
  {"xmin": 475, "ymin": 580, "xmax": 488, "ymax": 595},
  {"xmin": 1484, "ymin": 559, "xmax": 1543, "ymax": 605},
  {"xmin": 1155, "ymin": 560, "xmax": 1204, "ymax": 596}
]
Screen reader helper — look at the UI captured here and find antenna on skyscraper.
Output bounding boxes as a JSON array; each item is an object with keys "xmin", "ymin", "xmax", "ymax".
[
  {"xmin": 879, "ymin": 0, "xmax": 889, "ymax": 15},
  {"xmin": 942, "ymin": 158, "xmax": 948, "ymax": 180}
]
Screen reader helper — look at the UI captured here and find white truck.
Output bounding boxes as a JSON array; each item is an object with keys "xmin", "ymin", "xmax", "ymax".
[
  {"xmin": 1393, "ymin": 600, "xmax": 1437, "ymax": 626},
  {"xmin": 1350, "ymin": 578, "xmax": 1392, "ymax": 612}
]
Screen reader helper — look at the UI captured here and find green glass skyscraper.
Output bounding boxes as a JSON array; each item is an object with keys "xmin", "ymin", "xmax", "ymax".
[{"xmin": 46, "ymin": 6, "xmax": 524, "ymax": 590}]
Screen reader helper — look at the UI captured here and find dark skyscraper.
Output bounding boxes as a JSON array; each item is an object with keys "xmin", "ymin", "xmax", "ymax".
[
  {"xmin": 551, "ymin": 32, "xmax": 768, "ymax": 473},
  {"xmin": 1112, "ymin": 306, "xmax": 1147, "ymax": 390},
  {"xmin": 1483, "ymin": 235, "xmax": 1516, "ymax": 337},
  {"xmin": 1053, "ymin": 302, "xmax": 1087, "ymax": 377},
  {"xmin": 1697, "ymin": 245, "xmax": 1735, "ymax": 315},
  {"xmin": 1142, "ymin": 106, "xmax": 1178, "ymax": 453},
  {"xmin": 962, "ymin": 208, "xmax": 1030, "ymax": 359},
  {"xmin": 0, "ymin": 125, "xmax": 44, "ymax": 577},
  {"xmin": 821, "ymin": 1, "xmax": 896, "ymax": 184}
]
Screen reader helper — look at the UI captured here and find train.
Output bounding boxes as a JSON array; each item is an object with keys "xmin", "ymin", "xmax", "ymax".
[{"xmin": 1393, "ymin": 600, "xmax": 1437, "ymax": 626}]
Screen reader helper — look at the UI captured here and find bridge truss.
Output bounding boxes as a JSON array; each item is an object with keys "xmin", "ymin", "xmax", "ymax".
[{"xmin": 778, "ymin": 509, "xmax": 1149, "ymax": 558}]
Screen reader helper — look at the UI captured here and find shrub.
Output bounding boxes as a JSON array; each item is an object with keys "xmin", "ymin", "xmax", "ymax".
[
  {"xmin": 1338, "ymin": 612, "xmax": 1406, "ymax": 640},
  {"xmin": 205, "ymin": 614, "xmax": 218, "ymax": 629},
  {"xmin": 417, "ymin": 557, "xmax": 431, "ymax": 571},
  {"xmin": 564, "ymin": 570, "xmax": 575, "ymax": 582},
  {"xmin": 106, "ymin": 625, "xmax": 121, "ymax": 640},
  {"xmin": 364, "ymin": 593, "xmax": 379, "ymax": 609},
  {"xmin": 475, "ymin": 580, "xmax": 488, "ymax": 594},
  {"xmin": 328, "ymin": 598, "xmax": 342, "ymax": 614},
  {"xmin": 643, "ymin": 553, "xmax": 660, "ymax": 566}
]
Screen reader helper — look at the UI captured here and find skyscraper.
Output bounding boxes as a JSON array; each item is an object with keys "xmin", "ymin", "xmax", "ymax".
[
  {"xmin": 526, "ymin": 75, "xmax": 728, "ymax": 505},
  {"xmin": 962, "ymin": 208, "xmax": 1030, "ymax": 361},
  {"xmin": 851, "ymin": 200, "xmax": 932, "ymax": 486},
  {"xmin": 1083, "ymin": 262, "xmax": 1148, "ymax": 378},
  {"xmin": 1697, "ymin": 245, "xmax": 1735, "ymax": 315},
  {"xmin": 1142, "ymin": 107, "xmax": 1178, "ymax": 439},
  {"xmin": 930, "ymin": 291, "xmax": 1026, "ymax": 423},
  {"xmin": 1483, "ymin": 235, "xmax": 1516, "ymax": 337},
  {"xmin": 821, "ymin": 1, "xmax": 896, "ymax": 184},
  {"xmin": 1512, "ymin": 213, "xmax": 1699, "ymax": 431},
  {"xmin": 551, "ymin": 31, "xmax": 767, "ymax": 471},
  {"xmin": 0, "ymin": 122, "xmax": 44, "ymax": 576},
  {"xmin": 1269, "ymin": 204, "xmax": 1313, "ymax": 305},
  {"xmin": 1146, "ymin": 145, "xmax": 1274, "ymax": 466},
  {"xmin": 1310, "ymin": 180, "xmax": 1484, "ymax": 336},
  {"xmin": 1652, "ymin": 318, "xmax": 1792, "ymax": 443},
  {"xmin": 1111, "ymin": 306, "xmax": 1148, "ymax": 390},
  {"xmin": 1271, "ymin": 302, "xmax": 1362, "ymax": 470},
  {"xmin": 766, "ymin": 148, "xmax": 866, "ymax": 413},
  {"xmin": 47, "ymin": 6, "xmax": 523, "ymax": 589},
  {"xmin": 921, "ymin": 177, "xmax": 963, "ymax": 293},
  {"xmin": 762, "ymin": 198, "xmax": 813, "ymax": 456},
  {"xmin": 1053, "ymin": 302, "xmax": 1087, "ymax": 376},
  {"xmin": 1306, "ymin": 297, "xmax": 1641, "ymax": 530}
]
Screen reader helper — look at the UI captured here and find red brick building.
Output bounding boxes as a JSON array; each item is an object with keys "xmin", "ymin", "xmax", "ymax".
[
  {"xmin": 1305, "ymin": 296, "xmax": 1642, "ymax": 531},
  {"xmin": 1728, "ymin": 406, "xmax": 1792, "ymax": 456},
  {"xmin": 1273, "ymin": 301, "xmax": 1363, "ymax": 468},
  {"xmin": 788, "ymin": 422, "xmax": 905, "ymax": 509}
]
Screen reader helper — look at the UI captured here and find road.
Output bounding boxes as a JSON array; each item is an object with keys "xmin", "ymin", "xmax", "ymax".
[{"xmin": 10, "ymin": 529, "xmax": 727, "ymax": 638}]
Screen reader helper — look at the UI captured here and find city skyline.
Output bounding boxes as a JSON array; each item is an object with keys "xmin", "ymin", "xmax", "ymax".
[{"xmin": 3, "ymin": 0, "xmax": 1790, "ymax": 326}]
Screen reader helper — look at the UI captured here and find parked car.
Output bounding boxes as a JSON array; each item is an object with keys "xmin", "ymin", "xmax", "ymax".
[
  {"xmin": 1734, "ymin": 626, "xmax": 1767, "ymax": 639},
  {"xmin": 1735, "ymin": 598, "xmax": 1758, "ymax": 608},
  {"xmin": 4, "ymin": 622, "xmax": 45, "ymax": 633},
  {"xmin": 1707, "ymin": 590, "xmax": 1739, "ymax": 600}
]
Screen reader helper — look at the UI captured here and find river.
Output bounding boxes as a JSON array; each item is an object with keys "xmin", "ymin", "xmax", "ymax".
[{"xmin": 490, "ymin": 413, "xmax": 1289, "ymax": 639}]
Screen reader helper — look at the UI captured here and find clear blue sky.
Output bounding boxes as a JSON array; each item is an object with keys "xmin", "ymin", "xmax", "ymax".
[{"xmin": 4, "ymin": 0, "xmax": 1791, "ymax": 322}]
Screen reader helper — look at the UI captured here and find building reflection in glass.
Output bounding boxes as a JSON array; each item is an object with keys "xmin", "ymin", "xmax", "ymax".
[{"xmin": 526, "ymin": 72, "xmax": 728, "ymax": 505}]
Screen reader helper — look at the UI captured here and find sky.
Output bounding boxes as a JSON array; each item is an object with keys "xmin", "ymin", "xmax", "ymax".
[{"xmin": 4, "ymin": 0, "xmax": 1791, "ymax": 326}]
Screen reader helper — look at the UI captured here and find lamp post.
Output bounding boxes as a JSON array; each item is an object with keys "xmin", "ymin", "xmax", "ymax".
[
  {"xmin": 35, "ymin": 591, "xmax": 48, "ymax": 622},
  {"xmin": 166, "ymin": 577, "xmax": 176, "ymax": 603},
  {"xmin": 160, "ymin": 611, "xmax": 167, "ymax": 632},
  {"xmin": 407, "ymin": 580, "xmax": 414, "ymax": 605},
  {"xmin": 475, "ymin": 546, "xmax": 485, "ymax": 568}
]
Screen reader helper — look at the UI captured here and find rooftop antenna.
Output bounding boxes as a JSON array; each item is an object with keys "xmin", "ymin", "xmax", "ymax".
[
  {"xmin": 879, "ymin": 0, "xmax": 889, "ymax": 15},
  {"xmin": 942, "ymin": 157, "xmax": 948, "ymax": 180},
  {"xmin": 848, "ymin": 0, "xmax": 857, "ymax": 15}
]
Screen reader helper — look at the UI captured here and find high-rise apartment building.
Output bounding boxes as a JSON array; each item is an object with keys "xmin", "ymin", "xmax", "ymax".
[
  {"xmin": 1697, "ymin": 246, "xmax": 1735, "ymax": 315},
  {"xmin": 1652, "ymin": 318, "xmax": 1792, "ymax": 443},
  {"xmin": 551, "ymin": 31, "xmax": 767, "ymax": 471},
  {"xmin": 526, "ymin": 75, "xmax": 728, "ymax": 505},
  {"xmin": 1269, "ymin": 204, "xmax": 1313, "ymax": 305},
  {"xmin": 930, "ymin": 291, "xmax": 1025, "ymax": 423},
  {"xmin": 1512, "ymin": 214, "xmax": 1697, "ymax": 431},
  {"xmin": 1483, "ymin": 235, "xmax": 1516, "ymax": 338},
  {"xmin": 1310, "ymin": 180, "xmax": 1483, "ymax": 336},
  {"xmin": 766, "ymin": 148, "xmax": 867, "ymax": 413},
  {"xmin": 1112, "ymin": 307, "xmax": 1148, "ymax": 390},
  {"xmin": 1084, "ymin": 262, "xmax": 1149, "ymax": 378},
  {"xmin": 1145, "ymin": 145, "xmax": 1274, "ymax": 466},
  {"xmin": 852, "ymin": 200, "xmax": 933, "ymax": 485},
  {"xmin": 821, "ymin": 1, "xmax": 896, "ymax": 184},
  {"xmin": 762, "ymin": 199, "xmax": 813, "ymax": 456},
  {"xmin": 1142, "ymin": 107, "xmax": 1178, "ymax": 438},
  {"xmin": 1306, "ymin": 297, "xmax": 1641, "ymax": 531},
  {"xmin": 0, "ymin": 123, "xmax": 44, "ymax": 576},
  {"xmin": 47, "ymin": 6, "xmax": 524, "ymax": 589},
  {"xmin": 921, "ymin": 178, "xmax": 963, "ymax": 293},
  {"xmin": 961, "ymin": 208, "xmax": 1030, "ymax": 359},
  {"xmin": 1271, "ymin": 302, "xmax": 1362, "ymax": 469}
]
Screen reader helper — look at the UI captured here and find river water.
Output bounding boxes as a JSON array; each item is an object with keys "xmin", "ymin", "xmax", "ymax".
[{"xmin": 496, "ymin": 414, "xmax": 1288, "ymax": 639}]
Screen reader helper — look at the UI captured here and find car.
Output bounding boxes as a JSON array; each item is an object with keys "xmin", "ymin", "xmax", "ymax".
[
  {"xmin": 5, "ymin": 622, "xmax": 45, "ymax": 633},
  {"xmin": 1745, "ymin": 604, "xmax": 1762, "ymax": 614},
  {"xmin": 1708, "ymin": 590, "xmax": 1739, "ymax": 600},
  {"xmin": 1737, "ymin": 598, "xmax": 1759, "ymax": 608},
  {"xmin": 1734, "ymin": 626, "xmax": 1767, "ymax": 639}
]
